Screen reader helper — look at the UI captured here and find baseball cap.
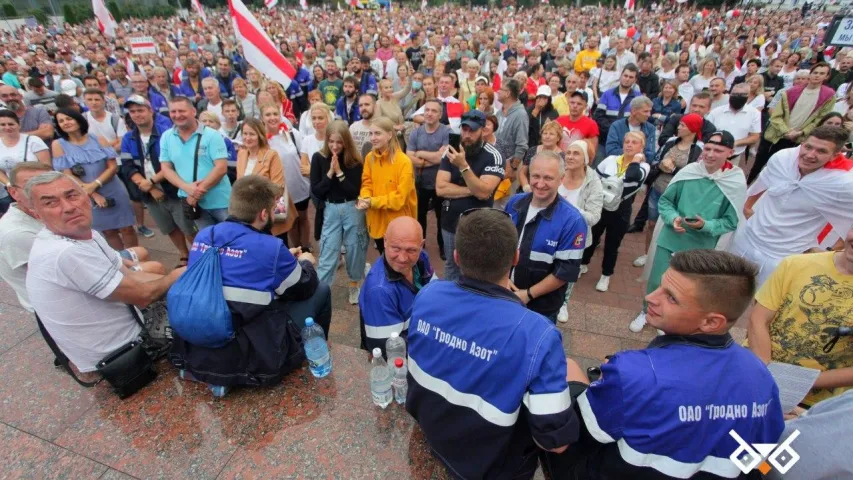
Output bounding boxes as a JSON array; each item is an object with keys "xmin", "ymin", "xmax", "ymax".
[
  {"xmin": 461, "ymin": 110, "xmax": 486, "ymax": 131},
  {"xmin": 475, "ymin": 76, "xmax": 489, "ymax": 84},
  {"xmin": 536, "ymin": 85, "xmax": 552, "ymax": 97},
  {"xmin": 706, "ymin": 131, "xmax": 735, "ymax": 149},
  {"xmin": 124, "ymin": 94, "xmax": 151, "ymax": 109},
  {"xmin": 59, "ymin": 79, "xmax": 78, "ymax": 96},
  {"xmin": 569, "ymin": 90, "xmax": 588, "ymax": 102}
]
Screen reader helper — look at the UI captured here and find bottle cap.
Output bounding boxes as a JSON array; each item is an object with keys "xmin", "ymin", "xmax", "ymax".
[
  {"xmin": 394, "ymin": 358, "xmax": 404, "ymax": 368},
  {"xmin": 305, "ymin": 317, "xmax": 314, "ymax": 327},
  {"xmin": 372, "ymin": 347, "xmax": 382, "ymax": 357},
  {"xmin": 390, "ymin": 332, "xmax": 399, "ymax": 338}
]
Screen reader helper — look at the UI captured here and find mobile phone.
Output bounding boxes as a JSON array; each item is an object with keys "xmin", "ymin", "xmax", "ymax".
[{"xmin": 684, "ymin": 217, "xmax": 698, "ymax": 222}]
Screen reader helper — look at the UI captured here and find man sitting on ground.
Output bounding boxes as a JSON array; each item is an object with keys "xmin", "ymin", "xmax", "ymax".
[
  {"xmin": 170, "ymin": 175, "xmax": 331, "ymax": 396},
  {"xmin": 359, "ymin": 216, "xmax": 434, "ymax": 356},
  {"xmin": 25, "ymin": 171, "xmax": 182, "ymax": 373},
  {"xmin": 544, "ymin": 249, "xmax": 784, "ymax": 479}
]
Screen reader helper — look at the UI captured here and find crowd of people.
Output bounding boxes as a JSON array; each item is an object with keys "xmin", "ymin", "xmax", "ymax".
[{"xmin": 0, "ymin": 1, "xmax": 852, "ymax": 478}]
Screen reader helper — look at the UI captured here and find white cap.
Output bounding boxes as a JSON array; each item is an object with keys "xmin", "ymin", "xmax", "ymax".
[
  {"xmin": 536, "ymin": 85, "xmax": 552, "ymax": 98},
  {"xmin": 390, "ymin": 332, "xmax": 399, "ymax": 338},
  {"xmin": 372, "ymin": 347, "xmax": 382, "ymax": 357},
  {"xmin": 60, "ymin": 79, "xmax": 78, "ymax": 96}
]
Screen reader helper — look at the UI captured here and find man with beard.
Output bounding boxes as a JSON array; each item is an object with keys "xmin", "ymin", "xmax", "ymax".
[
  {"xmin": 436, "ymin": 110, "xmax": 504, "ymax": 281},
  {"xmin": 335, "ymin": 76, "xmax": 361, "ymax": 125},
  {"xmin": 0, "ymin": 85, "xmax": 53, "ymax": 142},
  {"xmin": 349, "ymin": 94, "xmax": 376, "ymax": 159},
  {"xmin": 355, "ymin": 55, "xmax": 378, "ymax": 96},
  {"xmin": 592, "ymin": 64, "xmax": 639, "ymax": 151},
  {"xmin": 179, "ymin": 58, "xmax": 210, "ymax": 103},
  {"xmin": 214, "ymin": 56, "xmax": 241, "ymax": 99}
]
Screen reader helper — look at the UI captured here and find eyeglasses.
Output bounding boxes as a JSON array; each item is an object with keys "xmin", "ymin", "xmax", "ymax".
[{"xmin": 461, "ymin": 207, "xmax": 511, "ymax": 219}]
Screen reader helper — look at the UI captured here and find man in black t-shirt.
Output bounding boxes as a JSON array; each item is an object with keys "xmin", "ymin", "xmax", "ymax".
[
  {"xmin": 435, "ymin": 110, "xmax": 505, "ymax": 281},
  {"xmin": 406, "ymin": 35, "xmax": 423, "ymax": 72}
]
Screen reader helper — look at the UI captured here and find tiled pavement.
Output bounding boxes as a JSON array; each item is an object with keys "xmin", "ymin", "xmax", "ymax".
[{"xmin": 0, "ymin": 198, "xmax": 746, "ymax": 478}]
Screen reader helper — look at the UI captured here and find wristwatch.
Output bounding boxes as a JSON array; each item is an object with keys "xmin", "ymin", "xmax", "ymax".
[{"xmin": 94, "ymin": 179, "xmax": 104, "ymax": 188}]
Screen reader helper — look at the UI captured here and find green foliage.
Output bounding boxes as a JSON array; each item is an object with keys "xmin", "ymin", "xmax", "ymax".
[
  {"xmin": 1, "ymin": 3, "xmax": 17, "ymax": 17},
  {"xmin": 62, "ymin": 3, "xmax": 76, "ymax": 23},
  {"xmin": 29, "ymin": 7, "xmax": 49, "ymax": 24},
  {"xmin": 107, "ymin": 0, "xmax": 121, "ymax": 21}
]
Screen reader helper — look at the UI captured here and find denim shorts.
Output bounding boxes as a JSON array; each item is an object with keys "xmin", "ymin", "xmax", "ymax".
[{"xmin": 647, "ymin": 186, "xmax": 664, "ymax": 222}]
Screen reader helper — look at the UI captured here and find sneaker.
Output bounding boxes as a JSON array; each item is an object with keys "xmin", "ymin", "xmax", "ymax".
[
  {"xmin": 209, "ymin": 385, "xmax": 230, "ymax": 398},
  {"xmin": 629, "ymin": 312, "xmax": 647, "ymax": 333},
  {"xmin": 557, "ymin": 304, "xmax": 569, "ymax": 323},
  {"xmin": 137, "ymin": 225, "xmax": 155, "ymax": 238},
  {"xmin": 579, "ymin": 265, "xmax": 588, "ymax": 276},
  {"xmin": 595, "ymin": 275, "xmax": 610, "ymax": 292},
  {"xmin": 364, "ymin": 262, "xmax": 371, "ymax": 277},
  {"xmin": 627, "ymin": 223, "xmax": 645, "ymax": 234},
  {"xmin": 348, "ymin": 285, "xmax": 360, "ymax": 305},
  {"xmin": 633, "ymin": 254, "xmax": 647, "ymax": 267}
]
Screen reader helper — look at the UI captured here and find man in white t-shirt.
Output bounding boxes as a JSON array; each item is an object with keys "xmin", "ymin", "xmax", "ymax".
[
  {"xmin": 200, "ymin": 77, "xmax": 227, "ymax": 126},
  {"xmin": 350, "ymin": 93, "xmax": 376, "ymax": 159},
  {"xmin": 729, "ymin": 126, "xmax": 853, "ymax": 288},
  {"xmin": 705, "ymin": 83, "xmax": 762, "ymax": 165},
  {"xmin": 24, "ymin": 171, "xmax": 184, "ymax": 372},
  {"xmin": 83, "ymin": 88, "xmax": 127, "ymax": 152},
  {"xmin": 0, "ymin": 162, "xmax": 51, "ymax": 311}
]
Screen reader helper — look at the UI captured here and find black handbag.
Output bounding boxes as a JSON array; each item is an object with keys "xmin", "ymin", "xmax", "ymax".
[
  {"xmin": 36, "ymin": 306, "xmax": 157, "ymax": 399},
  {"xmin": 181, "ymin": 132, "xmax": 205, "ymax": 221}
]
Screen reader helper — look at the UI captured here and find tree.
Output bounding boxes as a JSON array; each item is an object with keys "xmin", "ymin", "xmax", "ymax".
[
  {"xmin": 1, "ymin": 3, "xmax": 17, "ymax": 17},
  {"xmin": 107, "ymin": 0, "xmax": 121, "ymax": 21},
  {"xmin": 30, "ymin": 8, "xmax": 49, "ymax": 25},
  {"xmin": 62, "ymin": 4, "xmax": 76, "ymax": 23}
]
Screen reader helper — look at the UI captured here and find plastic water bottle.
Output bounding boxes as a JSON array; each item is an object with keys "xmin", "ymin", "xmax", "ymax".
[
  {"xmin": 392, "ymin": 358, "xmax": 408, "ymax": 405},
  {"xmin": 386, "ymin": 332, "xmax": 407, "ymax": 371},
  {"xmin": 370, "ymin": 348, "xmax": 393, "ymax": 408},
  {"xmin": 302, "ymin": 317, "xmax": 332, "ymax": 378}
]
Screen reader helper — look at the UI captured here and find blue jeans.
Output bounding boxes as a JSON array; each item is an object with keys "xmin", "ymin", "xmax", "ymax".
[
  {"xmin": 441, "ymin": 229, "xmax": 460, "ymax": 281},
  {"xmin": 317, "ymin": 201, "xmax": 369, "ymax": 285},
  {"xmin": 647, "ymin": 186, "xmax": 664, "ymax": 222},
  {"xmin": 194, "ymin": 207, "xmax": 229, "ymax": 230}
]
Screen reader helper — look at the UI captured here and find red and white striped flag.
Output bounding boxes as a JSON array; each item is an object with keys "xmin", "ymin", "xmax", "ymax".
[
  {"xmin": 300, "ymin": 0, "xmax": 307, "ymax": 9},
  {"xmin": 191, "ymin": 0, "xmax": 208, "ymax": 22},
  {"xmin": 624, "ymin": 0, "xmax": 634, "ymax": 11},
  {"xmin": 92, "ymin": 0, "xmax": 117, "ymax": 37},
  {"xmin": 228, "ymin": 0, "xmax": 296, "ymax": 89},
  {"xmin": 265, "ymin": 0, "xmax": 278, "ymax": 9}
]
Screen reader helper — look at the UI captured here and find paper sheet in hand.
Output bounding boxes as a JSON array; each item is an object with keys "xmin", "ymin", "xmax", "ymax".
[{"xmin": 768, "ymin": 362, "xmax": 821, "ymax": 413}]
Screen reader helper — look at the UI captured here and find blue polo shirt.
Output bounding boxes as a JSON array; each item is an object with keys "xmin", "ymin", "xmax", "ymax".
[{"xmin": 159, "ymin": 123, "xmax": 231, "ymax": 210}]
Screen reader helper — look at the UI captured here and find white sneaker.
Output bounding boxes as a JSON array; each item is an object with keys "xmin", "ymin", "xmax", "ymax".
[
  {"xmin": 557, "ymin": 304, "xmax": 569, "ymax": 323},
  {"xmin": 595, "ymin": 275, "xmax": 610, "ymax": 292},
  {"xmin": 579, "ymin": 265, "xmax": 588, "ymax": 276},
  {"xmin": 364, "ymin": 262, "xmax": 371, "ymax": 277},
  {"xmin": 629, "ymin": 312, "xmax": 647, "ymax": 333},
  {"xmin": 633, "ymin": 254, "xmax": 647, "ymax": 267},
  {"xmin": 348, "ymin": 286, "xmax": 360, "ymax": 305}
]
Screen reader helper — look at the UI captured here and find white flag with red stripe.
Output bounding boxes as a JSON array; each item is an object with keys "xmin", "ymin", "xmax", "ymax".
[
  {"xmin": 191, "ymin": 0, "xmax": 208, "ymax": 22},
  {"xmin": 300, "ymin": 0, "xmax": 307, "ymax": 9},
  {"xmin": 229, "ymin": 0, "xmax": 296, "ymax": 90},
  {"xmin": 265, "ymin": 0, "xmax": 278, "ymax": 9},
  {"xmin": 92, "ymin": 0, "xmax": 117, "ymax": 37},
  {"xmin": 624, "ymin": 0, "xmax": 635, "ymax": 11}
]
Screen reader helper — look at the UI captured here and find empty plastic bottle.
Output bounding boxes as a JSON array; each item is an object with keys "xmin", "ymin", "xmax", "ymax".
[
  {"xmin": 386, "ymin": 332, "xmax": 407, "ymax": 371},
  {"xmin": 302, "ymin": 317, "xmax": 332, "ymax": 378},
  {"xmin": 392, "ymin": 358, "xmax": 408, "ymax": 405},
  {"xmin": 370, "ymin": 347, "xmax": 393, "ymax": 408}
]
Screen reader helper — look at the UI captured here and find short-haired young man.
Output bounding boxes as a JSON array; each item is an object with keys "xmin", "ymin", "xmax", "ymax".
[
  {"xmin": 335, "ymin": 76, "xmax": 361, "ymax": 125},
  {"xmin": 545, "ymin": 249, "xmax": 784, "ymax": 479},
  {"xmin": 170, "ymin": 175, "xmax": 330, "ymax": 396},
  {"xmin": 407, "ymin": 208, "xmax": 579, "ymax": 479},
  {"xmin": 592, "ymin": 64, "xmax": 640, "ymax": 149}
]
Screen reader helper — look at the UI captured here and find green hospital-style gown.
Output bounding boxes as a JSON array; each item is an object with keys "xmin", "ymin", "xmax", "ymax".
[{"xmin": 644, "ymin": 176, "xmax": 739, "ymax": 309}]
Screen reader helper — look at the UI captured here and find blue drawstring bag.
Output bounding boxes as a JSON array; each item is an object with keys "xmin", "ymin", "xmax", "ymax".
[{"xmin": 167, "ymin": 227, "xmax": 234, "ymax": 348}]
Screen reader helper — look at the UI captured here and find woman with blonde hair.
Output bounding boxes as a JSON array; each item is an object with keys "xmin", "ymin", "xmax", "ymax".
[
  {"xmin": 301, "ymin": 101, "xmax": 334, "ymax": 165},
  {"xmin": 311, "ymin": 120, "xmax": 369, "ymax": 303},
  {"xmin": 246, "ymin": 67, "xmax": 265, "ymax": 96},
  {"xmin": 377, "ymin": 76, "xmax": 412, "ymax": 138},
  {"xmin": 746, "ymin": 74, "xmax": 766, "ymax": 112},
  {"xmin": 690, "ymin": 57, "xmax": 717, "ymax": 92},
  {"xmin": 262, "ymin": 103, "xmax": 311, "ymax": 249},
  {"xmin": 265, "ymin": 81, "xmax": 297, "ymax": 124},
  {"xmin": 556, "ymin": 140, "xmax": 603, "ymax": 322},
  {"xmin": 357, "ymin": 117, "xmax": 417, "ymax": 254},
  {"xmin": 581, "ymin": 131, "xmax": 650, "ymax": 293},
  {"xmin": 232, "ymin": 77, "xmax": 259, "ymax": 120}
]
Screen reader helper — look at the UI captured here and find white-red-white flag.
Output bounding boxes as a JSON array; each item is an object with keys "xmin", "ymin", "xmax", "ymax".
[
  {"xmin": 265, "ymin": 0, "xmax": 278, "ymax": 9},
  {"xmin": 300, "ymin": 0, "xmax": 307, "ymax": 9},
  {"xmin": 191, "ymin": 0, "xmax": 208, "ymax": 22},
  {"xmin": 92, "ymin": 0, "xmax": 117, "ymax": 37},
  {"xmin": 337, "ymin": 1, "xmax": 342, "ymax": 10},
  {"xmin": 228, "ymin": 0, "xmax": 296, "ymax": 89},
  {"xmin": 624, "ymin": 0, "xmax": 635, "ymax": 11},
  {"xmin": 421, "ymin": 0, "xmax": 426, "ymax": 8}
]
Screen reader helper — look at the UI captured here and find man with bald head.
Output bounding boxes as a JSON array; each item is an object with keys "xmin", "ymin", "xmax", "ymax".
[{"xmin": 359, "ymin": 216, "xmax": 435, "ymax": 357}]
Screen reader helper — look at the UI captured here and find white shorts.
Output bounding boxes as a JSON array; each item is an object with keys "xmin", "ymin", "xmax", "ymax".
[{"xmin": 728, "ymin": 230, "xmax": 782, "ymax": 290}]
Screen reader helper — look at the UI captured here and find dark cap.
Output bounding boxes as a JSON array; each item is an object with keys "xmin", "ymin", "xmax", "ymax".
[
  {"xmin": 706, "ymin": 130, "xmax": 735, "ymax": 149},
  {"xmin": 569, "ymin": 90, "xmax": 588, "ymax": 102},
  {"xmin": 461, "ymin": 110, "xmax": 486, "ymax": 131}
]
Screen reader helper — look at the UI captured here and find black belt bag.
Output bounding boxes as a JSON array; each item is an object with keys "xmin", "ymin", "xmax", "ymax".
[{"xmin": 182, "ymin": 131, "xmax": 204, "ymax": 221}]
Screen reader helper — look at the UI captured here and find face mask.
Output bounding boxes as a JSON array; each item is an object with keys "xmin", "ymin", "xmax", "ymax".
[
  {"xmin": 412, "ymin": 81, "xmax": 423, "ymax": 90},
  {"xmin": 729, "ymin": 94, "xmax": 748, "ymax": 110}
]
